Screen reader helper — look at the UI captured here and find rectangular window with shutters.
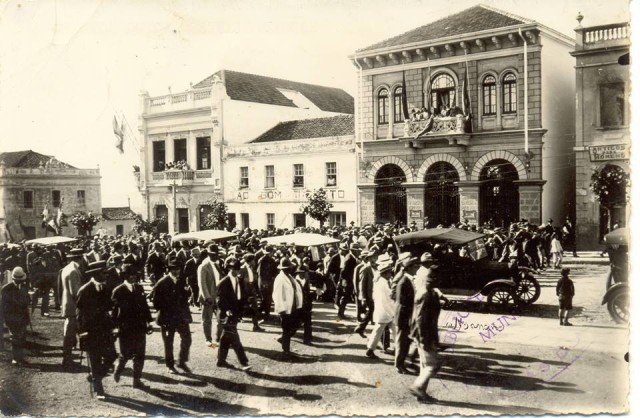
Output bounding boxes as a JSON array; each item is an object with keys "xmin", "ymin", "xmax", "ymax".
[
  {"xmin": 52, "ymin": 190, "xmax": 61, "ymax": 208},
  {"xmin": 241, "ymin": 213, "xmax": 249, "ymax": 229},
  {"xmin": 153, "ymin": 141, "xmax": 166, "ymax": 172},
  {"xmin": 329, "ymin": 212, "xmax": 347, "ymax": 227},
  {"xmin": 23, "ymin": 190, "xmax": 33, "ymax": 209},
  {"xmin": 266, "ymin": 213, "xmax": 275, "ymax": 229},
  {"xmin": 116, "ymin": 224, "xmax": 124, "ymax": 236},
  {"xmin": 196, "ymin": 137, "xmax": 211, "ymax": 170},
  {"xmin": 77, "ymin": 190, "xmax": 86, "ymax": 206},
  {"xmin": 293, "ymin": 213, "xmax": 306, "ymax": 228},
  {"xmin": 227, "ymin": 213, "xmax": 237, "ymax": 230},
  {"xmin": 326, "ymin": 162, "xmax": 337, "ymax": 187},
  {"xmin": 293, "ymin": 164, "xmax": 304, "ymax": 188},
  {"xmin": 265, "ymin": 165, "xmax": 275, "ymax": 188},
  {"xmin": 240, "ymin": 166, "xmax": 249, "ymax": 188},
  {"xmin": 600, "ymin": 83, "xmax": 626, "ymax": 127}
]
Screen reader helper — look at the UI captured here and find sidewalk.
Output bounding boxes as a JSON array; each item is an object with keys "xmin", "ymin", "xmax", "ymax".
[{"xmin": 561, "ymin": 251, "xmax": 610, "ymax": 266}]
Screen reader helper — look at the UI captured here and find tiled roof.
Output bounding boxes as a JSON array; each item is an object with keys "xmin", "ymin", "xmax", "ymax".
[
  {"xmin": 251, "ymin": 115, "xmax": 354, "ymax": 143},
  {"xmin": 0, "ymin": 150, "xmax": 75, "ymax": 169},
  {"xmin": 193, "ymin": 70, "xmax": 354, "ymax": 114},
  {"xmin": 357, "ymin": 5, "xmax": 528, "ymax": 53},
  {"xmin": 101, "ymin": 207, "xmax": 137, "ymax": 221}
]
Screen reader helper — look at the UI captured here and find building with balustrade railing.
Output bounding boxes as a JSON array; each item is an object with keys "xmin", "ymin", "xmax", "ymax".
[
  {"xmin": 0, "ymin": 150, "xmax": 101, "ymax": 241},
  {"xmin": 137, "ymin": 69, "xmax": 353, "ymax": 234},
  {"xmin": 351, "ymin": 4, "xmax": 576, "ymax": 228},
  {"xmin": 571, "ymin": 19, "xmax": 630, "ymax": 249}
]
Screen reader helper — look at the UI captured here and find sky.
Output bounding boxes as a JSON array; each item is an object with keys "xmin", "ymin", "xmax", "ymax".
[{"xmin": 0, "ymin": 0, "xmax": 631, "ymax": 213}]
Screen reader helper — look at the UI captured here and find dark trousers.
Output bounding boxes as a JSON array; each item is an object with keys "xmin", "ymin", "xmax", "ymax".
[
  {"xmin": 217, "ymin": 323, "xmax": 248, "ymax": 365},
  {"xmin": 297, "ymin": 308, "xmax": 312, "ymax": 343},
  {"xmin": 7, "ymin": 323, "xmax": 27, "ymax": 361},
  {"xmin": 336, "ymin": 285, "xmax": 352, "ymax": 316},
  {"xmin": 354, "ymin": 300, "xmax": 374, "ymax": 333},
  {"xmin": 395, "ymin": 326, "xmax": 411, "ymax": 368},
  {"xmin": 161, "ymin": 323, "xmax": 191, "ymax": 367},
  {"xmin": 87, "ymin": 341, "xmax": 117, "ymax": 392},
  {"xmin": 260, "ymin": 283, "xmax": 274, "ymax": 318},
  {"xmin": 116, "ymin": 330, "xmax": 146, "ymax": 379},
  {"xmin": 279, "ymin": 311, "xmax": 300, "ymax": 352},
  {"xmin": 31, "ymin": 280, "xmax": 53, "ymax": 314},
  {"xmin": 247, "ymin": 296, "xmax": 261, "ymax": 328}
]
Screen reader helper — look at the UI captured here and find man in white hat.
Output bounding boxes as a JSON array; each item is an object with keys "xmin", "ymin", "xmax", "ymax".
[
  {"xmin": 60, "ymin": 248, "xmax": 84, "ymax": 369},
  {"xmin": 1, "ymin": 267, "xmax": 30, "ymax": 365},
  {"xmin": 365, "ymin": 260, "xmax": 397, "ymax": 359}
]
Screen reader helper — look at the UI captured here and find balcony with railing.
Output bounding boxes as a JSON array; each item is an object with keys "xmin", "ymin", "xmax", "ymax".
[
  {"xmin": 575, "ymin": 22, "xmax": 630, "ymax": 51},
  {"xmin": 141, "ymin": 169, "xmax": 215, "ymax": 188},
  {"xmin": 143, "ymin": 88, "xmax": 212, "ymax": 115}
]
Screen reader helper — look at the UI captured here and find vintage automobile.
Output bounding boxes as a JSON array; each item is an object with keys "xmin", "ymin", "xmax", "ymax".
[
  {"xmin": 393, "ymin": 228, "xmax": 541, "ymax": 310},
  {"xmin": 601, "ymin": 227, "xmax": 629, "ymax": 324}
]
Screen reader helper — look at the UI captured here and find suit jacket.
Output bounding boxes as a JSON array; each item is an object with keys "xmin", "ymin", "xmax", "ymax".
[
  {"xmin": 183, "ymin": 257, "xmax": 199, "ymax": 288},
  {"xmin": 145, "ymin": 251, "xmax": 165, "ymax": 281},
  {"xmin": 358, "ymin": 264, "xmax": 375, "ymax": 302},
  {"xmin": 197, "ymin": 260, "xmax": 219, "ymax": 304},
  {"xmin": 394, "ymin": 274, "xmax": 415, "ymax": 330},
  {"xmin": 240, "ymin": 264, "xmax": 260, "ymax": 298},
  {"xmin": 112, "ymin": 282, "xmax": 152, "ymax": 334},
  {"xmin": 295, "ymin": 273, "xmax": 313, "ymax": 313},
  {"xmin": 352, "ymin": 262, "xmax": 365, "ymax": 299},
  {"xmin": 339, "ymin": 253, "xmax": 358, "ymax": 289},
  {"xmin": 76, "ymin": 280, "xmax": 115, "ymax": 350},
  {"xmin": 325, "ymin": 254, "xmax": 341, "ymax": 282},
  {"xmin": 104, "ymin": 267, "xmax": 124, "ymax": 297},
  {"xmin": 216, "ymin": 274, "xmax": 245, "ymax": 324},
  {"xmin": 257, "ymin": 254, "xmax": 278, "ymax": 286},
  {"xmin": 60, "ymin": 262, "xmax": 82, "ymax": 318},
  {"xmin": 152, "ymin": 274, "xmax": 192, "ymax": 326},
  {"xmin": 272, "ymin": 271, "xmax": 303, "ymax": 315},
  {"xmin": 1, "ymin": 282, "xmax": 30, "ymax": 327}
]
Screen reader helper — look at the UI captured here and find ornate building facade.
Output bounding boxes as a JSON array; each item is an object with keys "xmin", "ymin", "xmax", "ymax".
[
  {"xmin": 223, "ymin": 115, "xmax": 356, "ymax": 230},
  {"xmin": 571, "ymin": 20, "xmax": 630, "ymax": 249},
  {"xmin": 351, "ymin": 5, "xmax": 575, "ymax": 228},
  {"xmin": 0, "ymin": 150, "xmax": 101, "ymax": 241},
  {"xmin": 137, "ymin": 70, "xmax": 353, "ymax": 234}
]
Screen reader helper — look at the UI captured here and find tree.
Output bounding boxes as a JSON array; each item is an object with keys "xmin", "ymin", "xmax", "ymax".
[
  {"xmin": 300, "ymin": 188, "xmax": 333, "ymax": 229},
  {"xmin": 69, "ymin": 211, "xmax": 101, "ymax": 237},
  {"xmin": 202, "ymin": 198, "xmax": 230, "ymax": 230},
  {"xmin": 590, "ymin": 165, "xmax": 629, "ymax": 229},
  {"xmin": 132, "ymin": 214, "xmax": 167, "ymax": 235}
]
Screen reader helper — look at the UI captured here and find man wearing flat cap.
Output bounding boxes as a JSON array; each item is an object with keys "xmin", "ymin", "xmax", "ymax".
[
  {"xmin": 1, "ymin": 267, "xmax": 31, "ymax": 365},
  {"xmin": 60, "ymin": 248, "xmax": 84, "ymax": 369},
  {"xmin": 76, "ymin": 260, "xmax": 117, "ymax": 399}
]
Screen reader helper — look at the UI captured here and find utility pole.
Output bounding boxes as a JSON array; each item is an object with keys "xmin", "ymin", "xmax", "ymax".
[{"xmin": 172, "ymin": 178, "xmax": 177, "ymax": 234}]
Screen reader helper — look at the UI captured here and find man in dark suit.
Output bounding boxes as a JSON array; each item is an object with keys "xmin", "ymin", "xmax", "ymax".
[
  {"xmin": 240, "ymin": 253, "xmax": 263, "ymax": 332},
  {"xmin": 294, "ymin": 262, "xmax": 314, "ymax": 345},
  {"xmin": 337, "ymin": 243, "xmax": 360, "ymax": 319},
  {"xmin": 257, "ymin": 246, "xmax": 278, "ymax": 321},
  {"xmin": 145, "ymin": 242, "xmax": 165, "ymax": 285},
  {"xmin": 354, "ymin": 251, "xmax": 375, "ymax": 336},
  {"xmin": 394, "ymin": 254, "xmax": 419, "ymax": 374},
  {"xmin": 1, "ymin": 267, "xmax": 31, "ymax": 365},
  {"xmin": 104, "ymin": 255, "xmax": 124, "ymax": 297},
  {"xmin": 76, "ymin": 261, "xmax": 117, "ymax": 399},
  {"xmin": 216, "ymin": 258, "xmax": 251, "ymax": 370},
  {"xmin": 183, "ymin": 247, "xmax": 201, "ymax": 307},
  {"xmin": 152, "ymin": 260, "xmax": 193, "ymax": 374},
  {"xmin": 112, "ymin": 264, "xmax": 153, "ymax": 389}
]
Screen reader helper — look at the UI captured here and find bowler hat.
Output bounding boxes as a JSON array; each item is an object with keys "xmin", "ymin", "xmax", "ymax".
[
  {"xmin": 11, "ymin": 266, "xmax": 27, "ymax": 281},
  {"xmin": 68, "ymin": 248, "xmax": 84, "ymax": 258},
  {"xmin": 277, "ymin": 257, "xmax": 293, "ymax": 270}
]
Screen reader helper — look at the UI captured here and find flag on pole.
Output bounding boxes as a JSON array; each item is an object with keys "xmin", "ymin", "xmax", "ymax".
[
  {"xmin": 463, "ymin": 53, "xmax": 473, "ymax": 133},
  {"xmin": 113, "ymin": 115, "xmax": 124, "ymax": 154},
  {"xmin": 401, "ymin": 71, "xmax": 410, "ymax": 121},
  {"xmin": 425, "ymin": 59, "xmax": 431, "ymax": 111}
]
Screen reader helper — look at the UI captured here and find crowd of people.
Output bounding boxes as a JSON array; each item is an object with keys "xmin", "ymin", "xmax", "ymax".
[{"xmin": 0, "ymin": 216, "xmax": 580, "ymax": 402}]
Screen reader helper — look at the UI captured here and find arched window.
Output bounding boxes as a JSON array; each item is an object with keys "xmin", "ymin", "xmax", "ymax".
[
  {"xmin": 482, "ymin": 75, "xmax": 497, "ymax": 116},
  {"xmin": 377, "ymin": 88, "xmax": 389, "ymax": 125},
  {"xmin": 502, "ymin": 73, "xmax": 517, "ymax": 114},
  {"xmin": 393, "ymin": 86, "xmax": 404, "ymax": 123},
  {"xmin": 430, "ymin": 73, "xmax": 456, "ymax": 115}
]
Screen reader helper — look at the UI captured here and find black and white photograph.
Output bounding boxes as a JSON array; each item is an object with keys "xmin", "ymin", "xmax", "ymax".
[{"xmin": 0, "ymin": 0, "xmax": 633, "ymax": 415}]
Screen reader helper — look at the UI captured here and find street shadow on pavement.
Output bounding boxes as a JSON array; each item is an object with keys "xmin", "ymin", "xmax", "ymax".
[
  {"xmin": 437, "ymin": 349, "xmax": 584, "ymax": 394},
  {"xmin": 188, "ymin": 371, "xmax": 323, "ymax": 401},
  {"xmin": 431, "ymin": 398, "xmax": 552, "ymax": 415},
  {"xmin": 246, "ymin": 370, "xmax": 375, "ymax": 388}
]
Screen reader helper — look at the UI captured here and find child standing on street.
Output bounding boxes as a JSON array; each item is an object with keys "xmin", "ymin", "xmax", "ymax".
[
  {"xmin": 556, "ymin": 267, "xmax": 575, "ymax": 326},
  {"xmin": 550, "ymin": 233, "xmax": 563, "ymax": 269}
]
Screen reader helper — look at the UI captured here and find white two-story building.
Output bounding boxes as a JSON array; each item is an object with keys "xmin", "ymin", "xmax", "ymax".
[{"xmin": 137, "ymin": 69, "xmax": 353, "ymax": 233}]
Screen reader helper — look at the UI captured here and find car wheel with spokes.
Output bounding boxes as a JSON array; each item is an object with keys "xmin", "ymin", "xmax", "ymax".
[
  {"xmin": 486, "ymin": 286, "xmax": 517, "ymax": 312},
  {"xmin": 607, "ymin": 288, "xmax": 630, "ymax": 324},
  {"xmin": 514, "ymin": 274, "xmax": 541, "ymax": 305}
]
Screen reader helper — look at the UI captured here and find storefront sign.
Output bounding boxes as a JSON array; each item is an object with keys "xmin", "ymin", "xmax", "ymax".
[
  {"xmin": 589, "ymin": 144, "xmax": 629, "ymax": 162},
  {"xmin": 409, "ymin": 209, "xmax": 422, "ymax": 219},
  {"xmin": 463, "ymin": 210, "xmax": 477, "ymax": 221}
]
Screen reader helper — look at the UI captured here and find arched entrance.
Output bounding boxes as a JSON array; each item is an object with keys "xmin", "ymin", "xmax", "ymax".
[
  {"xmin": 375, "ymin": 164, "xmax": 407, "ymax": 225},
  {"xmin": 479, "ymin": 159, "xmax": 519, "ymax": 227},
  {"xmin": 597, "ymin": 164, "xmax": 628, "ymax": 240},
  {"xmin": 424, "ymin": 162, "xmax": 459, "ymax": 227}
]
